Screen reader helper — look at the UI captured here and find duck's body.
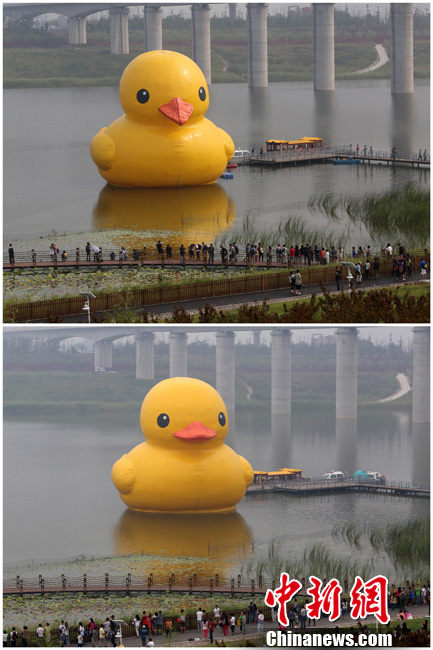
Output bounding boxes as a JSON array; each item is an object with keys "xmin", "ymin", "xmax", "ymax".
[
  {"xmin": 113, "ymin": 442, "xmax": 251, "ymax": 513},
  {"xmin": 90, "ymin": 51, "xmax": 234, "ymax": 188},
  {"xmin": 111, "ymin": 378, "xmax": 253, "ymax": 513}
]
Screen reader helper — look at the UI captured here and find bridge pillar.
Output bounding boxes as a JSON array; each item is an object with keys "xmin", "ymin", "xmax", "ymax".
[
  {"xmin": 216, "ymin": 331, "xmax": 235, "ymax": 412},
  {"xmin": 94, "ymin": 341, "xmax": 113, "ymax": 370},
  {"xmin": 271, "ymin": 330, "xmax": 292, "ymax": 415},
  {"xmin": 253, "ymin": 330, "xmax": 261, "ymax": 348},
  {"xmin": 68, "ymin": 17, "xmax": 87, "ymax": 45},
  {"xmin": 136, "ymin": 332, "xmax": 155, "ymax": 380},
  {"xmin": 412, "ymin": 327, "xmax": 429, "ymax": 425},
  {"xmin": 313, "ymin": 4, "xmax": 335, "ymax": 91},
  {"xmin": 229, "ymin": 3, "xmax": 237, "ymax": 20},
  {"xmin": 191, "ymin": 4, "xmax": 211, "ymax": 84},
  {"xmin": 77, "ymin": 17, "xmax": 87, "ymax": 45},
  {"xmin": 110, "ymin": 7, "xmax": 129, "ymax": 55},
  {"xmin": 335, "ymin": 327, "xmax": 358, "ymax": 420},
  {"xmin": 169, "ymin": 332, "xmax": 188, "ymax": 377},
  {"xmin": 391, "ymin": 3, "xmax": 414, "ymax": 94},
  {"xmin": 335, "ymin": 328, "xmax": 358, "ymax": 475},
  {"xmin": 247, "ymin": 4, "xmax": 268, "ymax": 88},
  {"xmin": 270, "ymin": 413, "xmax": 291, "ymax": 469},
  {"xmin": 144, "ymin": 6, "xmax": 163, "ymax": 52},
  {"xmin": 412, "ymin": 327, "xmax": 430, "ymax": 485}
]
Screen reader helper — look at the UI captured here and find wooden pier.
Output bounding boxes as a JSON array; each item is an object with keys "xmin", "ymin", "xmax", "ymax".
[
  {"xmin": 244, "ymin": 149, "xmax": 430, "ymax": 169},
  {"xmin": 246, "ymin": 478, "xmax": 430, "ymax": 498}
]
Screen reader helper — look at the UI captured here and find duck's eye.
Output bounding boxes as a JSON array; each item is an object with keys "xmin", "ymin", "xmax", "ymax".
[
  {"xmin": 198, "ymin": 86, "xmax": 206, "ymax": 102},
  {"xmin": 157, "ymin": 413, "xmax": 170, "ymax": 428},
  {"xmin": 137, "ymin": 89, "xmax": 150, "ymax": 104},
  {"xmin": 218, "ymin": 412, "xmax": 226, "ymax": 426}
]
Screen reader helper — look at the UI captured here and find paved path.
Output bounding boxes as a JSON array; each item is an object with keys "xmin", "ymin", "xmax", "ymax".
[
  {"xmin": 34, "ymin": 276, "xmax": 429, "ymax": 323},
  {"xmin": 376, "ymin": 373, "xmax": 411, "ymax": 403},
  {"xmin": 118, "ymin": 605, "xmax": 430, "ymax": 647},
  {"xmin": 356, "ymin": 44, "xmax": 389, "ymax": 74}
]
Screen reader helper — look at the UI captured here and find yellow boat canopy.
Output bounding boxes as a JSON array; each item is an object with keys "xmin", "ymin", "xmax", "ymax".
[{"xmin": 253, "ymin": 468, "xmax": 303, "ymax": 482}]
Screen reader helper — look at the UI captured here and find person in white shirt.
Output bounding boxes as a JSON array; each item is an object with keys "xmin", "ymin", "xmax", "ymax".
[
  {"xmin": 230, "ymin": 615, "xmax": 236, "ymax": 635},
  {"xmin": 213, "ymin": 606, "xmax": 220, "ymax": 624},
  {"xmin": 257, "ymin": 611, "xmax": 265, "ymax": 632},
  {"xmin": 36, "ymin": 624, "xmax": 45, "ymax": 639},
  {"xmin": 147, "ymin": 638, "xmax": 155, "ymax": 647},
  {"xmin": 196, "ymin": 608, "xmax": 203, "ymax": 632}
]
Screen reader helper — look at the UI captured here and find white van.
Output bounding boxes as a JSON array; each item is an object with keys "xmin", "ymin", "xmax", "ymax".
[
  {"xmin": 231, "ymin": 148, "xmax": 251, "ymax": 160},
  {"xmin": 323, "ymin": 471, "xmax": 346, "ymax": 480}
]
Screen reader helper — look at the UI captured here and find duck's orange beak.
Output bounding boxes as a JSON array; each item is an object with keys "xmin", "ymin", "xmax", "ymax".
[
  {"xmin": 159, "ymin": 97, "xmax": 193, "ymax": 125},
  {"xmin": 173, "ymin": 421, "xmax": 216, "ymax": 442}
]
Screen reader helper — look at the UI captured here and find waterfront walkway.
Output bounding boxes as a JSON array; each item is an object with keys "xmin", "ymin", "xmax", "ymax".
[
  {"xmin": 247, "ymin": 478, "xmax": 430, "ymax": 498},
  {"xmin": 118, "ymin": 606, "xmax": 430, "ymax": 647},
  {"xmin": 245, "ymin": 147, "xmax": 430, "ymax": 169},
  {"xmin": 22, "ymin": 275, "xmax": 429, "ymax": 323}
]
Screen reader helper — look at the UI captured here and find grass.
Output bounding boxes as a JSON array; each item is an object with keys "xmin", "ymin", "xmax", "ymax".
[
  {"xmin": 222, "ymin": 184, "xmax": 430, "ymax": 253},
  {"xmin": 3, "ymin": 35, "xmax": 429, "ymax": 87},
  {"xmin": 242, "ymin": 519, "xmax": 430, "ymax": 587},
  {"xmin": 267, "ymin": 282, "xmax": 430, "ymax": 318}
]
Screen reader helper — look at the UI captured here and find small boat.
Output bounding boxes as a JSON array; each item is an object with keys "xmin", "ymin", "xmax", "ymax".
[
  {"xmin": 332, "ymin": 156, "xmax": 360, "ymax": 165},
  {"xmin": 226, "ymin": 163, "xmax": 238, "ymax": 169},
  {"xmin": 220, "ymin": 171, "xmax": 234, "ymax": 179}
]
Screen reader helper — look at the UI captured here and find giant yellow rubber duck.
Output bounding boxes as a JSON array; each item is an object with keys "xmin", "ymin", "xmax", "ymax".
[
  {"xmin": 90, "ymin": 50, "xmax": 235, "ymax": 187},
  {"xmin": 111, "ymin": 378, "xmax": 253, "ymax": 512}
]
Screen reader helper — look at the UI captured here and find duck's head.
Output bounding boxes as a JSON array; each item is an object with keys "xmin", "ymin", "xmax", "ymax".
[
  {"xmin": 140, "ymin": 377, "xmax": 228, "ymax": 450},
  {"xmin": 119, "ymin": 50, "xmax": 210, "ymax": 126}
]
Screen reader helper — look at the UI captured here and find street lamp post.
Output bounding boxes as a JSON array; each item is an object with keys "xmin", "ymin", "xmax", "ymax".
[
  {"xmin": 80, "ymin": 292, "xmax": 96, "ymax": 323},
  {"xmin": 341, "ymin": 262, "xmax": 357, "ymax": 296}
]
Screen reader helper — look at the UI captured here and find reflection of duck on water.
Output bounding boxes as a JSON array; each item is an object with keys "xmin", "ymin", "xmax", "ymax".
[
  {"xmin": 112, "ymin": 509, "xmax": 254, "ymax": 561},
  {"xmin": 92, "ymin": 184, "xmax": 235, "ymax": 236},
  {"xmin": 111, "ymin": 378, "xmax": 254, "ymax": 513},
  {"xmin": 90, "ymin": 50, "xmax": 234, "ymax": 187}
]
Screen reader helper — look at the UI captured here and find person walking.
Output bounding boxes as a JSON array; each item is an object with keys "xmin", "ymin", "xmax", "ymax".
[
  {"xmin": 86, "ymin": 242, "xmax": 91, "ymax": 261},
  {"xmin": 140, "ymin": 624, "xmax": 148, "ymax": 647},
  {"xmin": 197, "ymin": 608, "xmax": 203, "ymax": 632},
  {"xmin": 355, "ymin": 262, "xmax": 362, "ymax": 284},
  {"xmin": 335, "ymin": 266, "xmax": 342, "ymax": 291},
  {"xmin": 294, "ymin": 269, "xmax": 302, "ymax": 295},
  {"xmin": 239, "ymin": 611, "xmax": 246, "ymax": 635},
  {"xmin": 208, "ymin": 619, "xmax": 214, "ymax": 643},
  {"xmin": 21, "ymin": 627, "xmax": 28, "ymax": 647},
  {"xmin": 364, "ymin": 258, "xmax": 370, "ymax": 280},
  {"xmin": 8, "ymin": 244, "xmax": 14, "ymax": 264},
  {"xmin": 257, "ymin": 611, "xmax": 265, "ymax": 633}
]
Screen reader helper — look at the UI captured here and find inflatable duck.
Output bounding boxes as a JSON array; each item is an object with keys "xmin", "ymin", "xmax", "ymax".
[
  {"xmin": 90, "ymin": 50, "xmax": 235, "ymax": 187},
  {"xmin": 111, "ymin": 378, "xmax": 253, "ymax": 512}
]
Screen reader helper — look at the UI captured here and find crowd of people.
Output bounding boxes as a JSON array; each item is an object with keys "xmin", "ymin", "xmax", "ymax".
[
  {"xmin": 3, "ymin": 585, "xmax": 429, "ymax": 647},
  {"xmin": 7, "ymin": 240, "xmax": 428, "ymax": 273}
]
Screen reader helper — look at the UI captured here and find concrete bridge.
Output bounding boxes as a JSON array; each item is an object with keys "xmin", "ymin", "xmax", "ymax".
[
  {"xmin": 4, "ymin": 327, "xmax": 429, "ymax": 423},
  {"xmin": 4, "ymin": 2, "xmax": 415, "ymax": 92}
]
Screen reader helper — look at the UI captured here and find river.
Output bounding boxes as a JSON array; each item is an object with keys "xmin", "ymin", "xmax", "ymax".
[
  {"xmin": 3, "ymin": 79, "xmax": 430, "ymax": 250},
  {"xmin": 3, "ymin": 405, "xmax": 428, "ymax": 582}
]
